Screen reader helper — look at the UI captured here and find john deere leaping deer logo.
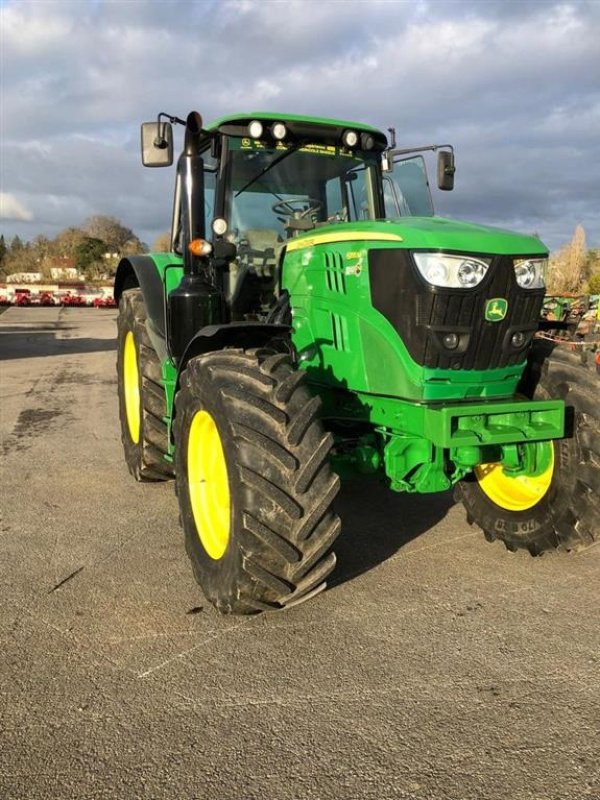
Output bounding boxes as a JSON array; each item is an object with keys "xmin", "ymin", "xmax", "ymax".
[{"xmin": 485, "ymin": 298, "xmax": 508, "ymax": 322}]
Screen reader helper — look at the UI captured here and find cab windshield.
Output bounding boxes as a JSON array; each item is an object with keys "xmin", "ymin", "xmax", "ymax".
[{"xmin": 225, "ymin": 138, "xmax": 382, "ymax": 245}]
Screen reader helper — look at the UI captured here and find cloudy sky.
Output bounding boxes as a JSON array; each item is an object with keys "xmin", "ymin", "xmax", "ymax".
[{"xmin": 1, "ymin": 0, "xmax": 599, "ymax": 251}]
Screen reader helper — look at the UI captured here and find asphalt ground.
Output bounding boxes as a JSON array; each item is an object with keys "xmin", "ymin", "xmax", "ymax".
[{"xmin": 0, "ymin": 306, "xmax": 598, "ymax": 800}]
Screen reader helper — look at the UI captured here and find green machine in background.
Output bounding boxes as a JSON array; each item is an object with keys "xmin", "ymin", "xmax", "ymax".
[{"xmin": 114, "ymin": 111, "xmax": 598, "ymax": 614}]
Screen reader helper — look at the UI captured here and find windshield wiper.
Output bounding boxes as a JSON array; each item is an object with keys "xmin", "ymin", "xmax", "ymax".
[{"xmin": 235, "ymin": 143, "xmax": 301, "ymax": 198}]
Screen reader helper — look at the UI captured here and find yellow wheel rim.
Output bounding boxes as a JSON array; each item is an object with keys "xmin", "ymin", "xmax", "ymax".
[
  {"xmin": 123, "ymin": 331, "xmax": 141, "ymax": 444},
  {"xmin": 187, "ymin": 410, "xmax": 231, "ymax": 560},
  {"xmin": 475, "ymin": 444, "xmax": 555, "ymax": 512}
]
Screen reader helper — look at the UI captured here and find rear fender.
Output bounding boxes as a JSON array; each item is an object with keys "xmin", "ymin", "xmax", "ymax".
[{"xmin": 114, "ymin": 256, "xmax": 168, "ymax": 338}]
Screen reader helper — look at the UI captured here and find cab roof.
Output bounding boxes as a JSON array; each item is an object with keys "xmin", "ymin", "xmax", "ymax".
[
  {"xmin": 207, "ymin": 111, "xmax": 385, "ymax": 136},
  {"xmin": 206, "ymin": 112, "xmax": 388, "ymax": 151}
]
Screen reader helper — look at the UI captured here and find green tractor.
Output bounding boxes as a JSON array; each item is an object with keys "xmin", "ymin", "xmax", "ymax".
[{"xmin": 114, "ymin": 111, "xmax": 599, "ymax": 614}]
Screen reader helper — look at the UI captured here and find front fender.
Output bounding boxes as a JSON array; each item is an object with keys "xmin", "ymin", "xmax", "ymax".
[
  {"xmin": 176, "ymin": 321, "xmax": 290, "ymax": 383},
  {"xmin": 170, "ymin": 322, "xmax": 290, "ymax": 442}
]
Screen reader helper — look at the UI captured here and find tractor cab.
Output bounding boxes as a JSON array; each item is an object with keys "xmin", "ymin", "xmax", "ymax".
[
  {"xmin": 143, "ymin": 112, "xmax": 450, "ymax": 245},
  {"xmin": 140, "ymin": 111, "xmax": 453, "ymax": 324}
]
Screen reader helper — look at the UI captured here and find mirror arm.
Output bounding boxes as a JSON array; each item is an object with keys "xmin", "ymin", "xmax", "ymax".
[
  {"xmin": 155, "ymin": 112, "xmax": 186, "ymax": 148},
  {"xmin": 389, "ymin": 143, "xmax": 454, "ymax": 159},
  {"xmin": 158, "ymin": 112, "xmax": 186, "ymax": 126}
]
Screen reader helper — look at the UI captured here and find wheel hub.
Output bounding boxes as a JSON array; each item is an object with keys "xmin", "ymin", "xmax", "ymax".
[
  {"xmin": 187, "ymin": 410, "xmax": 231, "ymax": 560},
  {"xmin": 475, "ymin": 441, "xmax": 555, "ymax": 512},
  {"xmin": 123, "ymin": 331, "xmax": 141, "ymax": 444}
]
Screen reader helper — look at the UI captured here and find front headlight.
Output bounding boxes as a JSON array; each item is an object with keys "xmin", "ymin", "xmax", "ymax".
[
  {"xmin": 514, "ymin": 258, "xmax": 547, "ymax": 289},
  {"xmin": 413, "ymin": 253, "xmax": 491, "ymax": 288}
]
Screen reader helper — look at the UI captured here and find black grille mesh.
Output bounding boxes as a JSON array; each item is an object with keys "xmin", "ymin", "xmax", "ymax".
[{"xmin": 369, "ymin": 249, "xmax": 545, "ymax": 370}]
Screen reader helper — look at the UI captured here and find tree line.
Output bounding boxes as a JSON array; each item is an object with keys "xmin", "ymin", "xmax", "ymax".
[{"xmin": 0, "ymin": 216, "xmax": 146, "ymax": 281}]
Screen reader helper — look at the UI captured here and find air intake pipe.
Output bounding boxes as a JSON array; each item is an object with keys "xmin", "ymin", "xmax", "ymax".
[
  {"xmin": 168, "ymin": 111, "xmax": 226, "ymax": 362},
  {"xmin": 180, "ymin": 111, "xmax": 206, "ymax": 275}
]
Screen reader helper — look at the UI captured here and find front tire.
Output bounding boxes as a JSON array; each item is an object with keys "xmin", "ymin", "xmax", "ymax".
[
  {"xmin": 116, "ymin": 288, "xmax": 174, "ymax": 481},
  {"xmin": 456, "ymin": 341, "xmax": 599, "ymax": 554},
  {"xmin": 174, "ymin": 349, "xmax": 341, "ymax": 614}
]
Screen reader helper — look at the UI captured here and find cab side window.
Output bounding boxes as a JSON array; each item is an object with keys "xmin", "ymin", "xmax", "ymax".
[{"xmin": 203, "ymin": 151, "xmax": 218, "ymax": 232}]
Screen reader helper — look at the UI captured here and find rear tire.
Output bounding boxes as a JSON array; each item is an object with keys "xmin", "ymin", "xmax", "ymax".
[
  {"xmin": 174, "ymin": 349, "xmax": 341, "ymax": 614},
  {"xmin": 456, "ymin": 340, "xmax": 599, "ymax": 554},
  {"xmin": 116, "ymin": 288, "xmax": 174, "ymax": 481}
]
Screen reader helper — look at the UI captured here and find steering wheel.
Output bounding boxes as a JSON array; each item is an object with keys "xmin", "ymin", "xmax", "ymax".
[{"xmin": 272, "ymin": 198, "xmax": 323, "ymax": 220}]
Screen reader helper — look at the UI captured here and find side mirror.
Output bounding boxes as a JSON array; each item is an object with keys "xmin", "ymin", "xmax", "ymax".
[
  {"xmin": 437, "ymin": 150, "xmax": 455, "ymax": 191},
  {"xmin": 141, "ymin": 121, "xmax": 173, "ymax": 167}
]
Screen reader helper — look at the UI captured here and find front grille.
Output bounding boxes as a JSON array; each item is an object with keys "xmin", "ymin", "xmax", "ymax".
[{"xmin": 368, "ymin": 249, "xmax": 545, "ymax": 370}]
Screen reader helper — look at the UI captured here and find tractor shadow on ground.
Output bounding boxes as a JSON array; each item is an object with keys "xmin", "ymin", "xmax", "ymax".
[
  {"xmin": 329, "ymin": 478, "xmax": 454, "ymax": 588},
  {"xmin": 0, "ymin": 330, "xmax": 116, "ymax": 360}
]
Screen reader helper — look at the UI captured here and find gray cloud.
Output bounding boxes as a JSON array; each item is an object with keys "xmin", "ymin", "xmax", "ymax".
[{"xmin": 1, "ymin": 0, "xmax": 599, "ymax": 250}]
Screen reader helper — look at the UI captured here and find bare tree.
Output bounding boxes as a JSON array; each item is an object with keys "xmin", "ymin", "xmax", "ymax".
[
  {"xmin": 152, "ymin": 232, "xmax": 171, "ymax": 252},
  {"xmin": 83, "ymin": 215, "xmax": 143, "ymax": 253},
  {"xmin": 547, "ymin": 225, "xmax": 588, "ymax": 294},
  {"xmin": 52, "ymin": 227, "xmax": 88, "ymax": 259}
]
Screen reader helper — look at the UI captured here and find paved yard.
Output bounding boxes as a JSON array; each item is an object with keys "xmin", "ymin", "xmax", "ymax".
[{"xmin": 1, "ymin": 306, "xmax": 598, "ymax": 799}]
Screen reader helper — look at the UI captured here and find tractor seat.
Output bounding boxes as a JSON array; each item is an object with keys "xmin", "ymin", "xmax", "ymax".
[
  {"xmin": 230, "ymin": 228, "xmax": 282, "ymax": 318},
  {"xmin": 238, "ymin": 228, "xmax": 282, "ymax": 277}
]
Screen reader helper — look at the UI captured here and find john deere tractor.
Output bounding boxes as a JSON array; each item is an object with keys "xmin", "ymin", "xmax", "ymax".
[{"xmin": 114, "ymin": 111, "xmax": 599, "ymax": 614}]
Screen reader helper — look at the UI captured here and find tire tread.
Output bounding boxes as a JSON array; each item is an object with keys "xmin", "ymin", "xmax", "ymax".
[
  {"xmin": 457, "ymin": 340, "xmax": 599, "ymax": 553},
  {"xmin": 174, "ymin": 349, "xmax": 341, "ymax": 614},
  {"xmin": 117, "ymin": 288, "xmax": 173, "ymax": 481}
]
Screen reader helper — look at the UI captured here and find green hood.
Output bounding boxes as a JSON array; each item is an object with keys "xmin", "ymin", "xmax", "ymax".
[{"xmin": 289, "ymin": 217, "xmax": 548, "ymax": 256}]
